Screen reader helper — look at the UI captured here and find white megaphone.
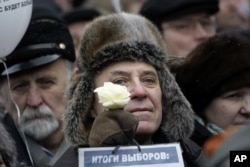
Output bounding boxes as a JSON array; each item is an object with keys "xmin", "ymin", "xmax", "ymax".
[{"xmin": 0, "ymin": 0, "xmax": 33, "ymax": 59}]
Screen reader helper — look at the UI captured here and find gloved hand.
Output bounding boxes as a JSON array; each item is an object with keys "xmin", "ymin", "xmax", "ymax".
[{"xmin": 88, "ymin": 109, "xmax": 139, "ymax": 147}]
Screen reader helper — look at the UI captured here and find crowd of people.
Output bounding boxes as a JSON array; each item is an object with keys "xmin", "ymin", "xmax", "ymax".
[{"xmin": 0, "ymin": 0, "xmax": 250, "ymax": 167}]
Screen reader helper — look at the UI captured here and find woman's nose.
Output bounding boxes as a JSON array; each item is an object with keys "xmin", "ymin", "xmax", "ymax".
[
  {"xmin": 129, "ymin": 82, "xmax": 147, "ymax": 99},
  {"xmin": 241, "ymin": 95, "xmax": 250, "ymax": 115}
]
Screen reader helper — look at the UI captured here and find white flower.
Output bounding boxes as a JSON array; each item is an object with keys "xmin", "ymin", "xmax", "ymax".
[{"xmin": 94, "ymin": 82, "xmax": 131, "ymax": 110}]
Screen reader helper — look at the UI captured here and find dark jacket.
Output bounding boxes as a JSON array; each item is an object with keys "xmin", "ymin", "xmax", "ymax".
[
  {"xmin": 191, "ymin": 120, "xmax": 214, "ymax": 147},
  {"xmin": 1, "ymin": 113, "xmax": 33, "ymax": 167},
  {"xmin": 1, "ymin": 113, "xmax": 71, "ymax": 167}
]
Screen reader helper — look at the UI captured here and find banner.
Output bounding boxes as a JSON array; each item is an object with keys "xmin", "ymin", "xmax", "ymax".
[{"xmin": 79, "ymin": 143, "xmax": 184, "ymax": 167}]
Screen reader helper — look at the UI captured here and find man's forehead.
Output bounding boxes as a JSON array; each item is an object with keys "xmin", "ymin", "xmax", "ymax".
[
  {"xmin": 165, "ymin": 13, "xmax": 214, "ymax": 22},
  {"xmin": 5, "ymin": 59, "xmax": 64, "ymax": 82}
]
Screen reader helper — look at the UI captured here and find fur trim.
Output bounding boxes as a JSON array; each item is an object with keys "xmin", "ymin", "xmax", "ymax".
[{"xmin": 63, "ymin": 12, "xmax": 194, "ymax": 147}]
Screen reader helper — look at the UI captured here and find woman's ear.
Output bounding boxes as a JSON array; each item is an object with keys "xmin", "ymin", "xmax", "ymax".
[{"xmin": 89, "ymin": 108, "xmax": 97, "ymax": 118}]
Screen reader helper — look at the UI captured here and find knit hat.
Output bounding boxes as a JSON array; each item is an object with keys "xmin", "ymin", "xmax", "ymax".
[
  {"xmin": 140, "ymin": 0, "xmax": 219, "ymax": 30},
  {"xmin": 175, "ymin": 29, "xmax": 250, "ymax": 116},
  {"xmin": 0, "ymin": 19, "xmax": 75, "ymax": 76},
  {"xmin": 63, "ymin": 12, "xmax": 194, "ymax": 147},
  {"xmin": 63, "ymin": 7, "xmax": 101, "ymax": 25}
]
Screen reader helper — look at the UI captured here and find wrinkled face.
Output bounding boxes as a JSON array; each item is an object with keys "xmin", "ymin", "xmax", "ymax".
[
  {"xmin": 93, "ymin": 61, "xmax": 162, "ymax": 136},
  {"xmin": 0, "ymin": 59, "xmax": 70, "ymax": 140},
  {"xmin": 204, "ymin": 87, "xmax": 250, "ymax": 130},
  {"xmin": 217, "ymin": 0, "xmax": 250, "ymax": 30},
  {"xmin": 161, "ymin": 13, "xmax": 216, "ymax": 57}
]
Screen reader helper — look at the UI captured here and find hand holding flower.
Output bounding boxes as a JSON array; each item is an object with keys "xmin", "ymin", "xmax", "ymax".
[
  {"xmin": 94, "ymin": 82, "xmax": 131, "ymax": 110},
  {"xmin": 89, "ymin": 82, "xmax": 139, "ymax": 149}
]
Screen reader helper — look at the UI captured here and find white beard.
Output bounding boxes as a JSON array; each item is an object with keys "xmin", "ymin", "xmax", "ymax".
[{"xmin": 20, "ymin": 104, "xmax": 59, "ymax": 140}]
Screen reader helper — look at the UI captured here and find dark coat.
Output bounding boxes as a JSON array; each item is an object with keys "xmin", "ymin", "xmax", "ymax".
[
  {"xmin": 1, "ymin": 113, "xmax": 71, "ymax": 167},
  {"xmin": 191, "ymin": 120, "xmax": 214, "ymax": 147},
  {"xmin": 1, "ymin": 113, "xmax": 33, "ymax": 167}
]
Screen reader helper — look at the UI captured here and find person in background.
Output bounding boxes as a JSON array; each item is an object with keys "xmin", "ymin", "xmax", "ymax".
[
  {"xmin": 216, "ymin": 0, "xmax": 250, "ymax": 32},
  {"xmin": 63, "ymin": 7, "xmax": 101, "ymax": 76},
  {"xmin": 201, "ymin": 122, "xmax": 250, "ymax": 167},
  {"xmin": 140, "ymin": 0, "xmax": 219, "ymax": 58},
  {"xmin": 81, "ymin": 0, "xmax": 148, "ymax": 14},
  {"xmin": 54, "ymin": 0, "xmax": 73, "ymax": 11},
  {"xmin": 61, "ymin": 12, "xmax": 203, "ymax": 167},
  {"xmin": 0, "ymin": 5, "xmax": 75, "ymax": 167},
  {"xmin": 174, "ymin": 29, "xmax": 250, "ymax": 147}
]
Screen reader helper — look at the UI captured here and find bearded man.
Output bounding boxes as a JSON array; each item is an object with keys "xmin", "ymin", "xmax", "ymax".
[{"xmin": 0, "ymin": 7, "xmax": 75, "ymax": 167}]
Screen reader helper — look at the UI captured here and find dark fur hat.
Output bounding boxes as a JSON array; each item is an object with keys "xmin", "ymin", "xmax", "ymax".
[
  {"xmin": 63, "ymin": 12, "xmax": 194, "ymax": 147},
  {"xmin": 140, "ymin": 0, "xmax": 219, "ymax": 30},
  {"xmin": 0, "ymin": 19, "xmax": 75, "ymax": 76},
  {"xmin": 175, "ymin": 29, "xmax": 250, "ymax": 116}
]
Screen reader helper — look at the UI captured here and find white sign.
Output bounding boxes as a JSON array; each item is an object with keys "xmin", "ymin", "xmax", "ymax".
[{"xmin": 79, "ymin": 143, "xmax": 184, "ymax": 167}]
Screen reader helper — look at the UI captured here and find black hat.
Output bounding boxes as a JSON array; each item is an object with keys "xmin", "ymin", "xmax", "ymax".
[
  {"xmin": 140, "ymin": 0, "xmax": 219, "ymax": 30},
  {"xmin": 175, "ymin": 29, "xmax": 250, "ymax": 116},
  {"xmin": 0, "ymin": 20, "xmax": 75, "ymax": 76},
  {"xmin": 63, "ymin": 7, "xmax": 101, "ymax": 25}
]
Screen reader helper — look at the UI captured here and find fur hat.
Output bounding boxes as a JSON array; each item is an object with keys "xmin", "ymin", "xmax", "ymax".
[
  {"xmin": 175, "ymin": 29, "xmax": 250, "ymax": 116},
  {"xmin": 140, "ymin": 0, "xmax": 219, "ymax": 30},
  {"xmin": 63, "ymin": 12, "xmax": 194, "ymax": 147},
  {"xmin": 0, "ymin": 19, "xmax": 75, "ymax": 76}
]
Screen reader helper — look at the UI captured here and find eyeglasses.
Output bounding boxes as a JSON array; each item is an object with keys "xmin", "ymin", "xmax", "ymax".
[{"xmin": 162, "ymin": 15, "xmax": 217, "ymax": 35}]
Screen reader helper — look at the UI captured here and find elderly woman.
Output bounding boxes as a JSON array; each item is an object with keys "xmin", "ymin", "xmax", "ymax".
[
  {"xmin": 175, "ymin": 29, "xmax": 250, "ymax": 147},
  {"xmin": 56, "ymin": 12, "xmax": 203, "ymax": 167}
]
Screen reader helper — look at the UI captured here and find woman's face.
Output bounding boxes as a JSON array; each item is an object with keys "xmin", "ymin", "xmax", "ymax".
[
  {"xmin": 204, "ymin": 87, "xmax": 250, "ymax": 129},
  {"xmin": 92, "ymin": 61, "xmax": 162, "ymax": 136}
]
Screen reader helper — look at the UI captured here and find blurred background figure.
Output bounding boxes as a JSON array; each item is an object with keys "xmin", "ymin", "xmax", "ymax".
[
  {"xmin": 140, "ymin": 0, "xmax": 219, "ymax": 57},
  {"xmin": 175, "ymin": 29, "xmax": 250, "ymax": 147},
  {"xmin": 63, "ymin": 7, "xmax": 101, "ymax": 76},
  {"xmin": 54, "ymin": 0, "xmax": 73, "ymax": 11},
  {"xmin": 201, "ymin": 122, "xmax": 250, "ymax": 167},
  {"xmin": 216, "ymin": 0, "xmax": 250, "ymax": 32},
  {"xmin": 81, "ymin": 0, "xmax": 148, "ymax": 14}
]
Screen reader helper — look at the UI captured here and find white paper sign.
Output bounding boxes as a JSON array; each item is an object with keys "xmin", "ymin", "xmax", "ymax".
[{"xmin": 79, "ymin": 143, "xmax": 184, "ymax": 167}]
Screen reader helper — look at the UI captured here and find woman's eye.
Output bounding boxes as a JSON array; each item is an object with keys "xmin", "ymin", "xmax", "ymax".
[
  {"xmin": 113, "ymin": 79, "xmax": 127, "ymax": 85},
  {"xmin": 143, "ymin": 78, "xmax": 154, "ymax": 83},
  {"xmin": 225, "ymin": 93, "xmax": 242, "ymax": 99}
]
